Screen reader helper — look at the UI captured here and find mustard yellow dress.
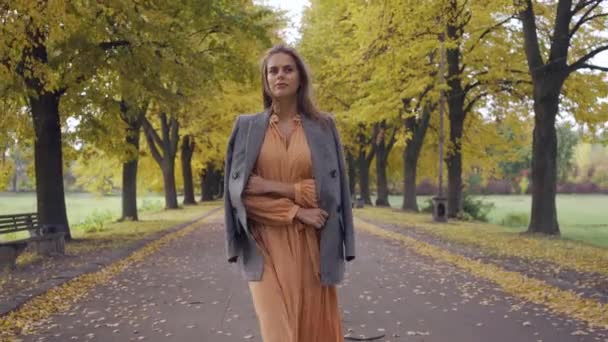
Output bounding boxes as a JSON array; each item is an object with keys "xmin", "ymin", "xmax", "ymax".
[{"xmin": 242, "ymin": 113, "xmax": 343, "ymax": 342}]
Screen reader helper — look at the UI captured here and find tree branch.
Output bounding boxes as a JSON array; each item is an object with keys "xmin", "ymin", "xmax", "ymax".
[
  {"xmin": 568, "ymin": 44, "xmax": 608, "ymax": 73},
  {"xmin": 387, "ymin": 126, "xmax": 398, "ymax": 152},
  {"xmin": 467, "ymin": 15, "xmax": 516, "ymax": 53},
  {"xmin": 142, "ymin": 116, "xmax": 164, "ymax": 151},
  {"xmin": 142, "ymin": 117, "xmax": 163, "ymax": 165},
  {"xmin": 518, "ymin": 0, "xmax": 544, "ymax": 74},
  {"xmin": 463, "ymin": 91, "xmax": 488, "ymax": 115},
  {"xmin": 464, "ymin": 79, "xmax": 482, "ymax": 94},
  {"xmin": 573, "ymin": 0, "xmax": 600, "ymax": 15},
  {"xmin": 547, "ymin": 0, "xmax": 572, "ymax": 65},
  {"xmin": 569, "ymin": 1, "xmax": 604, "ymax": 39},
  {"xmin": 170, "ymin": 116, "xmax": 179, "ymax": 157},
  {"xmin": 576, "ymin": 63, "xmax": 608, "ymax": 72}
]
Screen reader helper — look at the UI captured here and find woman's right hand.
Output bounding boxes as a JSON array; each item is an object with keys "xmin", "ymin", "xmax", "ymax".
[{"xmin": 295, "ymin": 208, "xmax": 329, "ymax": 229}]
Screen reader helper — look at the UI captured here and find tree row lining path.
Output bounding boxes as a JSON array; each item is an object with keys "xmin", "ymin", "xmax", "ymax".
[{"xmin": 14, "ymin": 211, "xmax": 608, "ymax": 342}]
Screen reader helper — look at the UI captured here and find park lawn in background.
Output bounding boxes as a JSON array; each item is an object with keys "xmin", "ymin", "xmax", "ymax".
[
  {"xmin": 383, "ymin": 194, "xmax": 608, "ymax": 247},
  {"xmin": 355, "ymin": 206, "xmax": 608, "ymax": 277},
  {"xmin": 0, "ymin": 192, "xmax": 168, "ymax": 225},
  {"xmin": 14, "ymin": 201, "xmax": 221, "ymax": 266}
]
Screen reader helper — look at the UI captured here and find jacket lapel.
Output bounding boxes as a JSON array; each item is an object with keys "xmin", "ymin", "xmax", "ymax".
[
  {"xmin": 301, "ymin": 115, "xmax": 327, "ymax": 208},
  {"xmin": 243, "ymin": 109, "xmax": 270, "ymax": 186}
]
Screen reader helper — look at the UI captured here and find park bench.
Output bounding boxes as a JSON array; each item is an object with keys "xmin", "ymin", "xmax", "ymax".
[{"xmin": 0, "ymin": 213, "xmax": 66, "ymax": 271}]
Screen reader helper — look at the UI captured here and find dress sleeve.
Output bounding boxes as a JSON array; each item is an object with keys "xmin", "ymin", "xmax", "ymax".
[
  {"xmin": 243, "ymin": 194, "xmax": 300, "ymax": 226},
  {"xmin": 294, "ymin": 179, "xmax": 318, "ymax": 208}
]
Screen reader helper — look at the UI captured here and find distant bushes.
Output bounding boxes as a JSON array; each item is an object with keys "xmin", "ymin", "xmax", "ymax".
[
  {"xmin": 500, "ymin": 212, "xmax": 529, "ymax": 227},
  {"xmin": 410, "ymin": 178, "xmax": 608, "ymax": 195},
  {"xmin": 420, "ymin": 193, "xmax": 494, "ymax": 222}
]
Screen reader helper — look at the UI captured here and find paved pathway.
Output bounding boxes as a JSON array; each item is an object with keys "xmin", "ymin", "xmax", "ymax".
[{"xmin": 21, "ymin": 213, "xmax": 608, "ymax": 342}]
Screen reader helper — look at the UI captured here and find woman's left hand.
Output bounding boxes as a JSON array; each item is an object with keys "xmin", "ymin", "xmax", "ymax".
[{"xmin": 244, "ymin": 175, "xmax": 272, "ymax": 195}]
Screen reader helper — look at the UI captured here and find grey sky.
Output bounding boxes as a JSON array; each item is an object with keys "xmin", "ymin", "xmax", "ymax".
[{"xmin": 255, "ymin": 0, "xmax": 309, "ymax": 43}]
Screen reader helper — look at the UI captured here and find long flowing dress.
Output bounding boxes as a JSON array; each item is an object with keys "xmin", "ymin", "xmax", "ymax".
[{"xmin": 242, "ymin": 113, "xmax": 344, "ymax": 342}]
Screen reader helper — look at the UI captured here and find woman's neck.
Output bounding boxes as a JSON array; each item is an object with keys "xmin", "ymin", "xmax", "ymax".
[{"xmin": 272, "ymin": 97, "xmax": 298, "ymax": 120}]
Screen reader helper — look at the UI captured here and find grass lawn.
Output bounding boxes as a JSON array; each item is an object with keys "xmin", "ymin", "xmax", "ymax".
[
  {"xmin": 380, "ymin": 194, "xmax": 608, "ymax": 248},
  {"xmin": 0, "ymin": 192, "xmax": 221, "ymax": 258},
  {"xmin": 355, "ymin": 206, "xmax": 608, "ymax": 276},
  {"xmin": 0, "ymin": 192, "xmax": 170, "ymax": 225},
  {"xmin": 7, "ymin": 198, "xmax": 222, "ymax": 266}
]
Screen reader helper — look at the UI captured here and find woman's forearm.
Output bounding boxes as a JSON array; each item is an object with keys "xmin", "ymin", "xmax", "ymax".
[{"xmin": 267, "ymin": 180, "xmax": 296, "ymax": 200}]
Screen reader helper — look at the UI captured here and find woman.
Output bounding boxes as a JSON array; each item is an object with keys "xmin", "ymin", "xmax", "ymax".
[{"xmin": 223, "ymin": 44, "xmax": 355, "ymax": 342}]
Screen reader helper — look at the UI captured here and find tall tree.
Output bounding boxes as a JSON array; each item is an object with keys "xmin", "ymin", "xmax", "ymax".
[
  {"xmin": 373, "ymin": 121, "xmax": 398, "ymax": 206},
  {"xmin": 142, "ymin": 112, "xmax": 180, "ymax": 209},
  {"xmin": 403, "ymin": 99, "xmax": 434, "ymax": 211},
  {"xmin": 119, "ymin": 100, "xmax": 146, "ymax": 220},
  {"xmin": 517, "ymin": 0, "xmax": 608, "ymax": 234},
  {"xmin": 181, "ymin": 135, "xmax": 196, "ymax": 205}
]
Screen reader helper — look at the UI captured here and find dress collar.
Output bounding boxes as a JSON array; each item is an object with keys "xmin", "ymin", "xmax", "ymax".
[{"xmin": 269, "ymin": 113, "xmax": 302, "ymax": 124}]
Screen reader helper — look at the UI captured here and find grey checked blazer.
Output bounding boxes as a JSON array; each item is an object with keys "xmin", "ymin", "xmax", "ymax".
[{"xmin": 223, "ymin": 109, "xmax": 355, "ymax": 285}]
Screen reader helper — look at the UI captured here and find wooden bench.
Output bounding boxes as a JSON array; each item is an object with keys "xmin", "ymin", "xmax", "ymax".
[{"xmin": 0, "ymin": 213, "xmax": 66, "ymax": 271}]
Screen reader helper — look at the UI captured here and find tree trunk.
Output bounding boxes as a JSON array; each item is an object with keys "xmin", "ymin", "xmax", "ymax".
[
  {"xmin": 11, "ymin": 170, "xmax": 17, "ymax": 192},
  {"xmin": 445, "ymin": 16, "xmax": 467, "ymax": 218},
  {"xmin": 374, "ymin": 123, "xmax": 396, "ymax": 207},
  {"xmin": 119, "ymin": 101, "xmax": 144, "ymax": 221},
  {"xmin": 356, "ymin": 151, "xmax": 373, "ymax": 205},
  {"xmin": 181, "ymin": 135, "xmax": 196, "ymax": 205},
  {"xmin": 201, "ymin": 162, "xmax": 218, "ymax": 201},
  {"xmin": 446, "ymin": 110, "xmax": 464, "ymax": 217},
  {"xmin": 142, "ymin": 113, "xmax": 180, "ymax": 209},
  {"xmin": 375, "ymin": 151, "xmax": 389, "ymax": 207},
  {"xmin": 528, "ymin": 80, "xmax": 561, "ymax": 235},
  {"xmin": 199, "ymin": 170, "xmax": 205, "ymax": 202},
  {"xmin": 402, "ymin": 102, "xmax": 432, "ymax": 211},
  {"xmin": 518, "ymin": 0, "xmax": 572, "ymax": 235},
  {"xmin": 162, "ymin": 159, "xmax": 178, "ymax": 208},
  {"xmin": 346, "ymin": 151, "xmax": 356, "ymax": 197},
  {"xmin": 122, "ymin": 155, "xmax": 139, "ymax": 221},
  {"xmin": 29, "ymin": 91, "xmax": 71, "ymax": 239}
]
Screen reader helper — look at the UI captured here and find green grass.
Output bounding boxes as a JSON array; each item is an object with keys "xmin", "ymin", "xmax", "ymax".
[
  {"xmin": 2, "ymin": 197, "xmax": 222, "ymax": 266},
  {"xmin": 0, "ymin": 192, "xmax": 171, "ymax": 225},
  {"xmin": 375, "ymin": 194, "xmax": 608, "ymax": 248},
  {"xmin": 355, "ymin": 207, "xmax": 608, "ymax": 276}
]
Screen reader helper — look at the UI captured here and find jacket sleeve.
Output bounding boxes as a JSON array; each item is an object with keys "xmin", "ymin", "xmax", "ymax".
[
  {"xmin": 224, "ymin": 115, "xmax": 241, "ymax": 263},
  {"xmin": 329, "ymin": 116, "xmax": 356, "ymax": 261}
]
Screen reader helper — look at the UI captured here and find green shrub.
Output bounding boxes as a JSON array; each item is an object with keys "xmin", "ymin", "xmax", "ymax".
[
  {"xmin": 420, "ymin": 198, "xmax": 434, "ymax": 213},
  {"xmin": 500, "ymin": 212, "xmax": 529, "ymax": 227},
  {"xmin": 141, "ymin": 198, "xmax": 163, "ymax": 212},
  {"xmin": 419, "ymin": 194, "xmax": 494, "ymax": 222},
  {"xmin": 79, "ymin": 210, "xmax": 114, "ymax": 233},
  {"xmin": 461, "ymin": 193, "xmax": 495, "ymax": 222}
]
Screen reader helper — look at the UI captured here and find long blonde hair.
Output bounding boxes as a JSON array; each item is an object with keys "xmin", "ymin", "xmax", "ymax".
[{"xmin": 260, "ymin": 44, "xmax": 327, "ymax": 122}]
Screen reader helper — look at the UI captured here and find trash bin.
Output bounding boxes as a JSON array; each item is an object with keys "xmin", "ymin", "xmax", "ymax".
[{"xmin": 432, "ymin": 196, "xmax": 448, "ymax": 222}]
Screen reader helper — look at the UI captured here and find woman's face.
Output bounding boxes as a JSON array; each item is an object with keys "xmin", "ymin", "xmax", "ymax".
[{"xmin": 266, "ymin": 52, "xmax": 300, "ymax": 100}]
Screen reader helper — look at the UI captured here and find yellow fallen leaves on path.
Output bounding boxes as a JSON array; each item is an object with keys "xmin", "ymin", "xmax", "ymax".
[
  {"xmin": 355, "ymin": 217, "xmax": 608, "ymax": 330},
  {"xmin": 0, "ymin": 209, "xmax": 221, "ymax": 341},
  {"xmin": 355, "ymin": 208, "xmax": 608, "ymax": 277}
]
